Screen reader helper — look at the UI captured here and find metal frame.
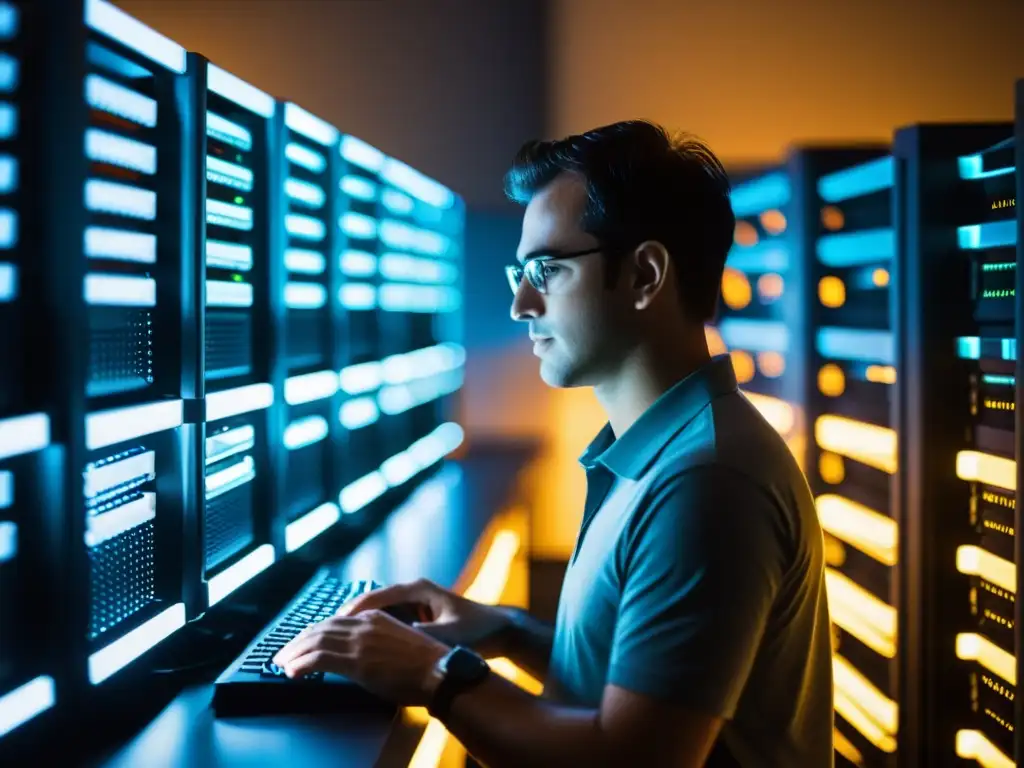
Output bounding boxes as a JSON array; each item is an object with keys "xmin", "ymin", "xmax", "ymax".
[
  {"xmin": 37, "ymin": 0, "xmax": 90, "ymax": 718},
  {"xmin": 179, "ymin": 52, "xmax": 206, "ymax": 621}
]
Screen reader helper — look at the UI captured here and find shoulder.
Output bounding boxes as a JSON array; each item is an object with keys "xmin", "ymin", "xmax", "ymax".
[{"xmin": 621, "ymin": 463, "xmax": 792, "ymax": 564}]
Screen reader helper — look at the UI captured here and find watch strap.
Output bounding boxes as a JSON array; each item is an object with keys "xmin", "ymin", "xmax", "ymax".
[{"xmin": 427, "ymin": 646, "xmax": 489, "ymax": 721}]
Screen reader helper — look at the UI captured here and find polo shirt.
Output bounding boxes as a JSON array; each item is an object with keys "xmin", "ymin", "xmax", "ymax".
[{"xmin": 545, "ymin": 355, "xmax": 834, "ymax": 767}]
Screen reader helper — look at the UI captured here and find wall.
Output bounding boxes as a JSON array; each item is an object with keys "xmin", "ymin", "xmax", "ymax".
[
  {"xmin": 548, "ymin": 0, "xmax": 1024, "ymax": 166},
  {"xmin": 114, "ymin": 0, "xmax": 546, "ymax": 210}
]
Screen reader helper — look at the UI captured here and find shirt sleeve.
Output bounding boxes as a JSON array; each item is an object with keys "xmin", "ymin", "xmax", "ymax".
[{"xmin": 606, "ymin": 464, "xmax": 789, "ymax": 718}]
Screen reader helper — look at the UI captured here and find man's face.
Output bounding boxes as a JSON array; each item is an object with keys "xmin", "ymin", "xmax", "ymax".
[{"xmin": 510, "ymin": 173, "xmax": 636, "ymax": 388}]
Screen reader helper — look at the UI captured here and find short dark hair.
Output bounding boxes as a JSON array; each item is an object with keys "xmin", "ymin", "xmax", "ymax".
[{"xmin": 503, "ymin": 120, "xmax": 735, "ymax": 323}]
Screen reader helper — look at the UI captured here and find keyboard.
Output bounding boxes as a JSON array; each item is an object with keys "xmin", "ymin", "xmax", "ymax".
[{"xmin": 212, "ymin": 570, "xmax": 398, "ymax": 717}]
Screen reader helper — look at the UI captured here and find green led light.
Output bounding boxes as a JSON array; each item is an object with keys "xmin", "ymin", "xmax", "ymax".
[
  {"xmin": 981, "ymin": 262, "xmax": 1015, "ymax": 272},
  {"xmin": 232, "ymin": 274, "xmax": 243, "ymax": 282},
  {"xmin": 234, "ymin": 196, "xmax": 244, "ymax": 205}
]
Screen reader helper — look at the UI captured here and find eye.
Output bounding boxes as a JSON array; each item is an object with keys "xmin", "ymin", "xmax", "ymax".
[{"xmin": 540, "ymin": 264, "xmax": 561, "ymax": 279}]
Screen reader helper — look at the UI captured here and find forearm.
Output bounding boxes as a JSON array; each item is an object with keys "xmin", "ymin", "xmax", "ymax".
[
  {"xmin": 442, "ymin": 672, "xmax": 612, "ymax": 768},
  {"xmin": 493, "ymin": 606, "xmax": 554, "ymax": 680}
]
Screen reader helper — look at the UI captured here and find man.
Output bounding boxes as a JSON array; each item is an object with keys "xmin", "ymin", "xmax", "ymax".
[{"xmin": 275, "ymin": 120, "xmax": 834, "ymax": 767}]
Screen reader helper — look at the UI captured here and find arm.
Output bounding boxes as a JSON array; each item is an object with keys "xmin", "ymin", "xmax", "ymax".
[
  {"xmin": 438, "ymin": 466, "xmax": 786, "ymax": 768},
  {"xmin": 490, "ymin": 605, "xmax": 554, "ymax": 680},
  {"xmin": 440, "ymin": 675, "xmax": 723, "ymax": 768},
  {"xmin": 278, "ymin": 467, "xmax": 785, "ymax": 766}
]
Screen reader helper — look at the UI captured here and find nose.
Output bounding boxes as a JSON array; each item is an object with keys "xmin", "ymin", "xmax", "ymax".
[{"xmin": 510, "ymin": 276, "xmax": 543, "ymax": 322}]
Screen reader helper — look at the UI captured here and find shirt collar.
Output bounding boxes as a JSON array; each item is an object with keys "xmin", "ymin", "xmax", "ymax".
[{"xmin": 578, "ymin": 355, "xmax": 737, "ymax": 480}]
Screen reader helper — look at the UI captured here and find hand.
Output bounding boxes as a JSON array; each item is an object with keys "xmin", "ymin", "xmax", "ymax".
[
  {"xmin": 272, "ymin": 609, "xmax": 451, "ymax": 706},
  {"xmin": 338, "ymin": 577, "xmax": 512, "ymax": 658}
]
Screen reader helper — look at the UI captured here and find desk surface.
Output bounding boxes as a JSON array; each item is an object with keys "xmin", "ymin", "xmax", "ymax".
[{"xmin": 90, "ymin": 444, "xmax": 534, "ymax": 768}]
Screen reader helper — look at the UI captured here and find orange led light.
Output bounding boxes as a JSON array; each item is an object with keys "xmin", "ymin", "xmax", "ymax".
[
  {"xmin": 757, "ymin": 351, "xmax": 785, "ymax": 378},
  {"xmin": 730, "ymin": 349, "xmax": 755, "ymax": 384},
  {"xmin": 721, "ymin": 267, "xmax": 751, "ymax": 310},
  {"xmin": 818, "ymin": 363, "xmax": 846, "ymax": 397},
  {"xmin": 819, "ymin": 275, "xmax": 846, "ymax": 308}
]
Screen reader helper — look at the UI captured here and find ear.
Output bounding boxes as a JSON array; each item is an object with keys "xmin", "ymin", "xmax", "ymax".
[{"xmin": 630, "ymin": 240, "xmax": 672, "ymax": 310}]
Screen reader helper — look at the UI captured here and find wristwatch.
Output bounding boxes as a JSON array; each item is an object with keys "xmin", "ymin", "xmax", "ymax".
[{"xmin": 427, "ymin": 645, "xmax": 490, "ymax": 721}]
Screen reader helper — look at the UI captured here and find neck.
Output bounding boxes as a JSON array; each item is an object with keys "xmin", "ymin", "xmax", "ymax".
[{"xmin": 593, "ymin": 332, "xmax": 711, "ymax": 437}]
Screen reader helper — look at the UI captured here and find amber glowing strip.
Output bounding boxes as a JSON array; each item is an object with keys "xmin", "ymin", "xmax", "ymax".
[
  {"xmin": 814, "ymin": 415, "xmax": 896, "ymax": 474},
  {"xmin": 833, "ymin": 655, "xmax": 898, "ymax": 734},
  {"xmin": 834, "ymin": 688, "xmax": 896, "ymax": 753},
  {"xmin": 956, "ymin": 633, "xmax": 1017, "ymax": 685},
  {"xmin": 956, "ymin": 545, "xmax": 1016, "ymax": 593},
  {"xmin": 865, "ymin": 365, "xmax": 896, "ymax": 384},
  {"xmin": 407, "ymin": 529, "xmax": 523, "ymax": 768},
  {"xmin": 956, "ymin": 450, "xmax": 1016, "ymax": 491},
  {"xmin": 741, "ymin": 390, "xmax": 794, "ymax": 435},
  {"xmin": 825, "ymin": 568, "xmax": 897, "ymax": 658},
  {"xmin": 955, "ymin": 730, "xmax": 1014, "ymax": 768},
  {"xmin": 816, "ymin": 494, "xmax": 897, "ymax": 565},
  {"xmin": 833, "ymin": 728, "xmax": 864, "ymax": 766}
]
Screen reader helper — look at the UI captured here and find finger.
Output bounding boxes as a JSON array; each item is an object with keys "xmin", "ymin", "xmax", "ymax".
[
  {"xmin": 284, "ymin": 649, "xmax": 350, "ymax": 679},
  {"xmin": 337, "ymin": 580, "xmax": 433, "ymax": 617},
  {"xmin": 274, "ymin": 627, "xmax": 350, "ymax": 667}
]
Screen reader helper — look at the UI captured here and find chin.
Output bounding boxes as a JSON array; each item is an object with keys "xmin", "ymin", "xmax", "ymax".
[{"xmin": 539, "ymin": 358, "xmax": 587, "ymax": 389}]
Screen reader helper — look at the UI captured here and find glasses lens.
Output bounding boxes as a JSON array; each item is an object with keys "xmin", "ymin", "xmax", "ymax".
[
  {"xmin": 506, "ymin": 265, "xmax": 523, "ymax": 294},
  {"xmin": 524, "ymin": 260, "xmax": 547, "ymax": 293}
]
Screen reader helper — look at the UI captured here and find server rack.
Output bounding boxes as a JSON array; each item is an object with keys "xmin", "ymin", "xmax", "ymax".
[
  {"xmin": 278, "ymin": 102, "xmax": 343, "ymax": 555},
  {"xmin": 794, "ymin": 148, "xmax": 899, "ymax": 766},
  {"xmin": 374, "ymin": 156, "xmax": 465, "ymax": 484},
  {"xmin": 332, "ymin": 138, "xmax": 467, "ymax": 520},
  {"xmin": 715, "ymin": 167, "xmax": 806, "ymax": 463},
  {"xmin": 0, "ymin": 0, "xmax": 86, "ymax": 745},
  {"xmin": 193, "ymin": 55, "xmax": 279, "ymax": 609},
  {"xmin": 80, "ymin": 0, "xmax": 192, "ymax": 691},
  {"xmin": 0, "ymin": 1, "xmax": 472, "ymax": 750},
  {"xmin": 893, "ymin": 122, "xmax": 1017, "ymax": 768},
  {"xmin": 335, "ymin": 134, "xmax": 388, "ymax": 516}
]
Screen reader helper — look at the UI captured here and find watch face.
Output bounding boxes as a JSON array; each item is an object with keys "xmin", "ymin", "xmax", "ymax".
[{"xmin": 444, "ymin": 647, "xmax": 488, "ymax": 681}]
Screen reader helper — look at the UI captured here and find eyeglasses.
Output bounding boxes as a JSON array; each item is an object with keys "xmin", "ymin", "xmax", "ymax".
[{"xmin": 505, "ymin": 247, "xmax": 602, "ymax": 295}]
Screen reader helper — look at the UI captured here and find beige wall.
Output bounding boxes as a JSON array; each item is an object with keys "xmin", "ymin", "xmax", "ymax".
[{"xmin": 549, "ymin": 0, "xmax": 1024, "ymax": 166}]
